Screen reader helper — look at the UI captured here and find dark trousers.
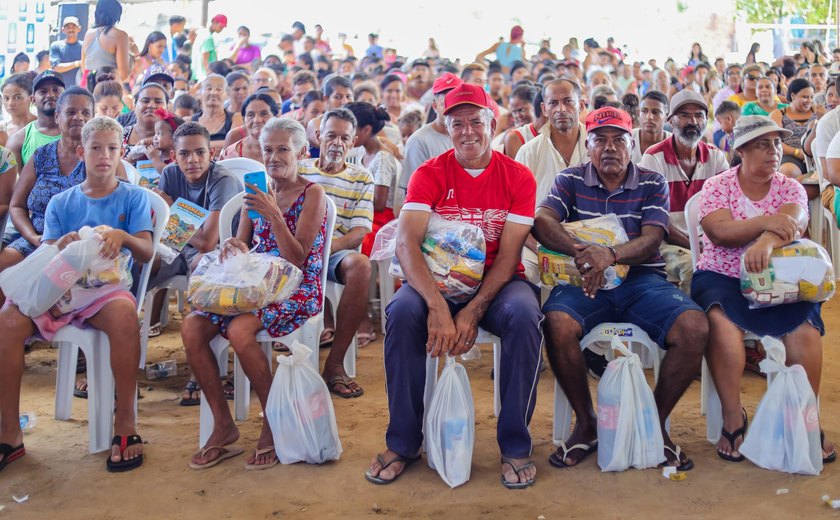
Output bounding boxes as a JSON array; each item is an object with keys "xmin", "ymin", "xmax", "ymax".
[{"xmin": 384, "ymin": 279, "xmax": 543, "ymax": 459}]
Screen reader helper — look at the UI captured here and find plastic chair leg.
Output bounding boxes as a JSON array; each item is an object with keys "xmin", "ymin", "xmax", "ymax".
[
  {"xmin": 54, "ymin": 342, "xmax": 78, "ymax": 421},
  {"xmin": 377, "ymin": 260, "xmax": 395, "ymax": 333},
  {"xmin": 86, "ymin": 338, "xmax": 116, "ymax": 454},
  {"xmin": 702, "ymin": 358, "xmax": 723, "ymax": 443},
  {"xmin": 492, "ymin": 342, "xmax": 500, "ymax": 417},
  {"xmin": 553, "ymin": 380, "xmax": 573, "ymax": 446}
]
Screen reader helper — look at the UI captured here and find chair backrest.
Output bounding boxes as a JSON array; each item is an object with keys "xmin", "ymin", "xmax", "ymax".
[
  {"xmin": 121, "ymin": 159, "xmax": 140, "ymax": 185},
  {"xmin": 217, "ymin": 193, "xmax": 337, "ymax": 309},
  {"xmin": 684, "ymin": 192, "xmax": 702, "ymax": 269},
  {"xmin": 136, "ymin": 190, "xmax": 171, "ymax": 311},
  {"xmin": 216, "ymin": 157, "xmax": 265, "ymax": 187},
  {"xmin": 392, "ymin": 160, "xmax": 404, "ymax": 214}
]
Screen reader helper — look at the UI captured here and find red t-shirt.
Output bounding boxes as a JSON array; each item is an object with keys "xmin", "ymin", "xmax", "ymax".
[{"xmin": 403, "ymin": 149, "xmax": 536, "ymax": 277}]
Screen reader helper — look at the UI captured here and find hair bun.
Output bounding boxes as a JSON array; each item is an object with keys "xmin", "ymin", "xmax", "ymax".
[{"xmin": 375, "ymin": 105, "xmax": 391, "ymax": 121}]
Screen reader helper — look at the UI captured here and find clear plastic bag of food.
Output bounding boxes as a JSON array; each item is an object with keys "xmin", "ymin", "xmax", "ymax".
[
  {"xmin": 538, "ymin": 214, "xmax": 630, "ymax": 290},
  {"xmin": 188, "ymin": 250, "xmax": 303, "ymax": 315},
  {"xmin": 740, "ymin": 239, "xmax": 835, "ymax": 308},
  {"xmin": 77, "ymin": 225, "xmax": 133, "ymax": 289},
  {"xmin": 387, "ymin": 213, "xmax": 486, "ymax": 302}
]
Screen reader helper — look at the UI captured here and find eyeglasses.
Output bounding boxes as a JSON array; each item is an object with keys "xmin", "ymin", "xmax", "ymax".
[
  {"xmin": 745, "ymin": 75, "xmax": 761, "ymax": 81},
  {"xmin": 748, "ymin": 137, "xmax": 782, "ymax": 151}
]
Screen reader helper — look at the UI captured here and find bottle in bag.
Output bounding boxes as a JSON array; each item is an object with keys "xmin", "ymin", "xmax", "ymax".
[
  {"xmin": 19, "ymin": 412, "xmax": 36, "ymax": 431},
  {"xmin": 146, "ymin": 360, "xmax": 177, "ymax": 380},
  {"xmin": 444, "ymin": 418, "xmax": 469, "ymax": 484},
  {"xmin": 25, "ymin": 22, "xmax": 34, "ymax": 52}
]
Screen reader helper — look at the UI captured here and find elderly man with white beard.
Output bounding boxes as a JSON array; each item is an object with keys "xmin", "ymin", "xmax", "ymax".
[
  {"xmin": 640, "ymin": 89, "xmax": 729, "ymax": 293},
  {"xmin": 298, "ymin": 108, "xmax": 374, "ymax": 398}
]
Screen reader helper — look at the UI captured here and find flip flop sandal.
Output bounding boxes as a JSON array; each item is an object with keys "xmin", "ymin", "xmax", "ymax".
[
  {"xmin": 180, "ymin": 380, "xmax": 201, "ymax": 406},
  {"xmin": 364, "ymin": 453, "xmax": 421, "ymax": 485},
  {"xmin": 663, "ymin": 444, "xmax": 695, "ymax": 471},
  {"xmin": 74, "ymin": 378, "xmax": 89, "ymax": 399},
  {"xmin": 326, "ymin": 376, "xmax": 364, "ymax": 398},
  {"xmin": 717, "ymin": 408, "xmax": 747, "ymax": 463},
  {"xmin": 244, "ymin": 446, "xmax": 278, "ymax": 471},
  {"xmin": 822, "ymin": 431, "xmax": 837, "ymax": 464},
  {"xmin": 148, "ymin": 322, "xmax": 163, "ymax": 338},
  {"xmin": 189, "ymin": 445, "xmax": 245, "ymax": 470},
  {"xmin": 76, "ymin": 351, "xmax": 87, "ymax": 374},
  {"xmin": 0, "ymin": 443, "xmax": 25, "ymax": 473},
  {"xmin": 548, "ymin": 440, "xmax": 598, "ymax": 468},
  {"xmin": 106, "ymin": 435, "xmax": 144, "ymax": 472},
  {"xmin": 222, "ymin": 379, "xmax": 235, "ymax": 401},
  {"xmin": 500, "ymin": 457, "xmax": 536, "ymax": 489},
  {"xmin": 356, "ymin": 332, "xmax": 377, "ymax": 348},
  {"xmin": 272, "ymin": 342, "xmax": 290, "ymax": 352},
  {"xmin": 319, "ymin": 328, "xmax": 335, "ymax": 348}
]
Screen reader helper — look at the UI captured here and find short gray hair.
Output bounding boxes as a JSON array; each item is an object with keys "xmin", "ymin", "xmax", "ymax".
[
  {"xmin": 201, "ymin": 74, "xmax": 225, "ymax": 89},
  {"xmin": 260, "ymin": 117, "xmax": 307, "ymax": 151},
  {"xmin": 320, "ymin": 107, "xmax": 357, "ymax": 133},
  {"xmin": 591, "ymin": 85, "xmax": 617, "ymax": 99},
  {"xmin": 82, "ymin": 116, "xmax": 123, "ymax": 144},
  {"xmin": 443, "ymin": 107, "xmax": 494, "ymax": 132}
]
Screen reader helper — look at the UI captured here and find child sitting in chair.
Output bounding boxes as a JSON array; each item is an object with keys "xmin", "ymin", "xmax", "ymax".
[{"xmin": 0, "ymin": 116, "xmax": 154, "ymax": 473}]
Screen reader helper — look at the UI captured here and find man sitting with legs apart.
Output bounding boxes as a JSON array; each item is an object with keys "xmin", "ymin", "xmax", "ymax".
[
  {"xmin": 366, "ymin": 83, "xmax": 542, "ymax": 489},
  {"xmin": 534, "ymin": 107, "xmax": 708, "ymax": 471},
  {"xmin": 299, "ymin": 108, "xmax": 373, "ymax": 398}
]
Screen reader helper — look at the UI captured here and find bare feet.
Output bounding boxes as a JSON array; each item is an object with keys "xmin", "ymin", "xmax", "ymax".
[{"xmin": 191, "ymin": 422, "xmax": 240, "ymax": 466}]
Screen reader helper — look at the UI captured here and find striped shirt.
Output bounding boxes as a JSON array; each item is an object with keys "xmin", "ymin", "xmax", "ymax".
[
  {"xmin": 298, "ymin": 158, "xmax": 374, "ymax": 239},
  {"xmin": 539, "ymin": 161, "xmax": 670, "ymax": 271}
]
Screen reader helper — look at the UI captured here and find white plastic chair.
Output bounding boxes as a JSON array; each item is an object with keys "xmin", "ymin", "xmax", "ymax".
[
  {"xmin": 551, "ymin": 323, "xmax": 664, "ymax": 445},
  {"xmin": 199, "ymin": 195, "xmax": 338, "ymax": 446},
  {"xmin": 53, "ymin": 190, "xmax": 169, "ymax": 453},
  {"xmin": 216, "ymin": 157, "xmax": 264, "ymax": 187},
  {"xmin": 121, "ymin": 159, "xmax": 140, "ymax": 185},
  {"xmin": 423, "ymin": 328, "xmax": 502, "ymax": 416},
  {"xmin": 685, "ymin": 193, "xmax": 773, "ymax": 443}
]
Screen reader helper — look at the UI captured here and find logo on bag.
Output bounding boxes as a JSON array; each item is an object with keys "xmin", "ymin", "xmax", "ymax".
[
  {"xmin": 601, "ymin": 327, "xmax": 633, "ymax": 337},
  {"xmin": 803, "ymin": 405, "xmax": 819, "ymax": 431},
  {"xmin": 597, "ymin": 404, "xmax": 619, "ymax": 429},
  {"xmin": 43, "ymin": 256, "xmax": 83, "ymax": 286}
]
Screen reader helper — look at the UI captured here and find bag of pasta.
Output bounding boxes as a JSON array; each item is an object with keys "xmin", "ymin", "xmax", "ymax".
[
  {"xmin": 538, "ymin": 214, "xmax": 630, "ymax": 290},
  {"xmin": 388, "ymin": 213, "xmax": 486, "ymax": 302},
  {"xmin": 740, "ymin": 239, "xmax": 835, "ymax": 308},
  {"xmin": 189, "ymin": 250, "xmax": 303, "ymax": 315}
]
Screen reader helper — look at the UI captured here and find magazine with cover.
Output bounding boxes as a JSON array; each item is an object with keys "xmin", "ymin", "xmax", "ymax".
[
  {"xmin": 162, "ymin": 198, "xmax": 208, "ymax": 251},
  {"xmin": 136, "ymin": 159, "xmax": 160, "ymax": 189}
]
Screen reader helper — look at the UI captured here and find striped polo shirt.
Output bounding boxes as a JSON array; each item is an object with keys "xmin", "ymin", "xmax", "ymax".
[
  {"xmin": 539, "ymin": 161, "xmax": 670, "ymax": 271},
  {"xmin": 298, "ymin": 158, "xmax": 374, "ymax": 238},
  {"xmin": 639, "ymin": 136, "xmax": 728, "ymax": 234}
]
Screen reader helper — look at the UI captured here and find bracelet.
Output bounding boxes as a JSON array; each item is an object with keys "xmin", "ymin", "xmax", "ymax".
[{"xmin": 607, "ymin": 246, "xmax": 619, "ymax": 265}]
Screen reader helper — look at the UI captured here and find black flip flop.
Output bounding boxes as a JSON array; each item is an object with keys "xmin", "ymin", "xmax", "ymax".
[
  {"xmin": 663, "ymin": 444, "xmax": 695, "ymax": 471},
  {"xmin": 180, "ymin": 380, "xmax": 201, "ymax": 406},
  {"xmin": 106, "ymin": 435, "xmax": 144, "ymax": 472},
  {"xmin": 326, "ymin": 376, "xmax": 364, "ymax": 399},
  {"xmin": 822, "ymin": 431, "xmax": 837, "ymax": 464},
  {"xmin": 74, "ymin": 379, "xmax": 88, "ymax": 399},
  {"xmin": 364, "ymin": 453, "xmax": 421, "ymax": 485},
  {"xmin": 500, "ymin": 457, "xmax": 536, "ymax": 489},
  {"xmin": 548, "ymin": 440, "xmax": 598, "ymax": 468},
  {"xmin": 0, "ymin": 443, "xmax": 25, "ymax": 473},
  {"xmin": 717, "ymin": 408, "xmax": 748, "ymax": 463}
]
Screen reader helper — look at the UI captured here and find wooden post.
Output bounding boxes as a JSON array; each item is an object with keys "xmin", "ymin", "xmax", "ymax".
[{"xmin": 201, "ymin": 0, "xmax": 209, "ymax": 27}]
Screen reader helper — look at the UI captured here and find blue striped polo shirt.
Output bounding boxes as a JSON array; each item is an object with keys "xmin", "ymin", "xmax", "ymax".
[{"xmin": 538, "ymin": 161, "xmax": 670, "ymax": 271}]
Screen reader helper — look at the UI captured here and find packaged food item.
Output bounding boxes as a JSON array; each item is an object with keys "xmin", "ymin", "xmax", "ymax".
[
  {"xmin": 538, "ymin": 214, "xmax": 630, "ymax": 290},
  {"xmin": 740, "ymin": 239, "xmax": 835, "ymax": 308},
  {"xmin": 188, "ymin": 250, "xmax": 303, "ymax": 315},
  {"xmin": 381, "ymin": 213, "xmax": 486, "ymax": 302}
]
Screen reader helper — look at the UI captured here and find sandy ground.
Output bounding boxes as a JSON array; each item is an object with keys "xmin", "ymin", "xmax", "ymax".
[{"xmin": 2, "ymin": 298, "xmax": 840, "ymax": 520}]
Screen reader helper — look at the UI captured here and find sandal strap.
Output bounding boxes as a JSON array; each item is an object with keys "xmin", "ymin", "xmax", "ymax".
[
  {"xmin": 254, "ymin": 446, "xmax": 275, "ymax": 457},
  {"xmin": 557, "ymin": 441, "xmax": 593, "ymax": 458},
  {"xmin": 501, "ymin": 457, "xmax": 535, "ymax": 475},
  {"xmin": 184, "ymin": 380, "xmax": 201, "ymax": 392}
]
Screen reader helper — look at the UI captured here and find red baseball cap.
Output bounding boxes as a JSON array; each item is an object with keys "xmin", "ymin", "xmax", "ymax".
[
  {"xmin": 432, "ymin": 72, "xmax": 462, "ymax": 95},
  {"xmin": 443, "ymin": 83, "xmax": 494, "ymax": 115},
  {"xmin": 211, "ymin": 14, "xmax": 228, "ymax": 28},
  {"xmin": 585, "ymin": 107, "xmax": 632, "ymax": 134}
]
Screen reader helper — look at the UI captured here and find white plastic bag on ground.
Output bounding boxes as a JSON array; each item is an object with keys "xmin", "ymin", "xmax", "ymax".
[
  {"xmin": 597, "ymin": 336, "xmax": 665, "ymax": 471},
  {"xmin": 266, "ymin": 341, "xmax": 342, "ymax": 464},
  {"xmin": 425, "ymin": 355, "xmax": 474, "ymax": 488},
  {"xmin": 740, "ymin": 336, "xmax": 822, "ymax": 475}
]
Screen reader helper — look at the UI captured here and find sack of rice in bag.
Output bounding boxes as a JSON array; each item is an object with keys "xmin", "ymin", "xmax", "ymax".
[
  {"xmin": 740, "ymin": 239, "xmax": 835, "ymax": 308},
  {"xmin": 189, "ymin": 250, "xmax": 303, "ymax": 315},
  {"xmin": 538, "ymin": 214, "xmax": 630, "ymax": 290}
]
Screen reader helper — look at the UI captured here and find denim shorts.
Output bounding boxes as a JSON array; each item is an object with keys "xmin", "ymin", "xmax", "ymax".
[
  {"xmin": 327, "ymin": 249, "xmax": 355, "ymax": 284},
  {"xmin": 542, "ymin": 271, "xmax": 703, "ymax": 347}
]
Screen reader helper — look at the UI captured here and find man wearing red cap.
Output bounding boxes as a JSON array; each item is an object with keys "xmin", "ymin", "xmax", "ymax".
[
  {"xmin": 192, "ymin": 14, "xmax": 227, "ymax": 81},
  {"xmin": 534, "ymin": 107, "xmax": 708, "ymax": 472},
  {"xmin": 396, "ymin": 72, "xmax": 463, "ymax": 204},
  {"xmin": 367, "ymin": 84, "xmax": 541, "ymax": 489}
]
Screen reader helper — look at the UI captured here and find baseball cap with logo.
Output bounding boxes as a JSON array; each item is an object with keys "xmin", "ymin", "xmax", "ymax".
[
  {"xmin": 62, "ymin": 16, "xmax": 81, "ymax": 28},
  {"xmin": 443, "ymin": 83, "xmax": 493, "ymax": 115},
  {"xmin": 32, "ymin": 70, "xmax": 65, "ymax": 92},
  {"xmin": 211, "ymin": 14, "xmax": 228, "ymax": 28},
  {"xmin": 432, "ymin": 72, "xmax": 462, "ymax": 95},
  {"xmin": 140, "ymin": 64, "xmax": 174, "ymax": 86},
  {"xmin": 584, "ymin": 107, "xmax": 633, "ymax": 134}
]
